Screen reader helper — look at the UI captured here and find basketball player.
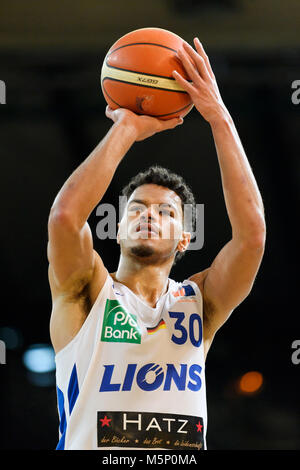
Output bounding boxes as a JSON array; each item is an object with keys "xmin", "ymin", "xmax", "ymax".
[{"xmin": 47, "ymin": 38, "xmax": 266, "ymax": 450}]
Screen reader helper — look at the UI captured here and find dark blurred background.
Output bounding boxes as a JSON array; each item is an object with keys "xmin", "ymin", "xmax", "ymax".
[{"xmin": 0, "ymin": 0, "xmax": 299, "ymax": 450}]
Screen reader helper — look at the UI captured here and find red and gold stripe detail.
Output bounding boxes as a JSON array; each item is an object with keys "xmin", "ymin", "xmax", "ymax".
[{"xmin": 147, "ymin": 319, "xmax": 166, "ymax": 335}]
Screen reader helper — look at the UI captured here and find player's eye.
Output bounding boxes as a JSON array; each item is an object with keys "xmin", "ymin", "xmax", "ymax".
[
  {"xmin": 159, "ymin": 209, "xmax": 174, "ymax": 217},
  {"xmin": 129, "ymin": 205, "xmax": 143, "ymax": 212}
]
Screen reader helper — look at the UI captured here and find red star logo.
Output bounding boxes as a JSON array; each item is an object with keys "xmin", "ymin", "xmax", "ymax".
[
  {"xmin": 196, "ymin": 421, "xmax": 203, "ymax": 432},
  {"xmin": 99, "ymin": 415, "xmax": 112, "ymax": 427}
]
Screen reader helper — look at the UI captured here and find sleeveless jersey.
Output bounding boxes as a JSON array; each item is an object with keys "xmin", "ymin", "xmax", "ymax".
[{"xmin": 54, "ymin": 272, "xmax": 208, "ymax": 450}]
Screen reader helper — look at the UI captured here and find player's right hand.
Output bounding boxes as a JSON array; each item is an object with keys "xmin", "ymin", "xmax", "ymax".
[{"xmin": 105, "ymin": 105, "xmax": 183, "ymax": 142}]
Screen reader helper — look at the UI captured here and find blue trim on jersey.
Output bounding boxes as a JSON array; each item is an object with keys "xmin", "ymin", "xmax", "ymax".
[
  {"xmin": 56, "ymin": 365, "xmax": 79, "ymax": 450},
  {"xmin": 56, "ymin": 386, "xmax": 66, "ymax": 450},
  {"xmin": 68, "ymin": 364, "xmax": 79, "ymax": 415},
  {"xmin": 183, "ymin": 285, "xmax": 196, "ymax": 296}
]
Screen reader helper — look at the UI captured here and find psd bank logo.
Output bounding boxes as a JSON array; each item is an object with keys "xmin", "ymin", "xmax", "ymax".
[
  {"xmin": 101, "ymin": 299, "xmax": 142, "ymax": 344},
  {"xmin": 0, "ymin": 80, "xmax": 6, "ymax": 104}
]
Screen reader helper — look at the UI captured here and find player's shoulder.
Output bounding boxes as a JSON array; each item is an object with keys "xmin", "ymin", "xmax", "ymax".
[
  {"xmin": 187, "ymin": 268, "xmax": 210, "ymax": 295},
  {"xmin": 168, "ymin": 272, "xmax": 206, "ymax": 299}
]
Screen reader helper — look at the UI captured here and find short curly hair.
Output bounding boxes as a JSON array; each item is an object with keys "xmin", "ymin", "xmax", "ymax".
[{"xmin": 120, "ymin": 165, "xmax": 196, "ymax": 265}]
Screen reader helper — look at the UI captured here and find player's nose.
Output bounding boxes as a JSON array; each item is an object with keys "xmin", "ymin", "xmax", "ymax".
[{"xmin": 140, "ymin": 205, "xmax": 156, "ymax": 221}]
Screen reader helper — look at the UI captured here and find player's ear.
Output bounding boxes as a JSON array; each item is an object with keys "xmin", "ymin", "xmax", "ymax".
[
  {"xmin": 177, "ymin": 231, "xmax": 191, "ymax": 253},
  {"xmin": 117, "ymin": 222, "xmax": 120, "ymax": 244}
]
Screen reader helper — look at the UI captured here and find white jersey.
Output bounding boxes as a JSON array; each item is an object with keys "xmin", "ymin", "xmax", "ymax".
[{"xmin": 55, "ymin": 272, "xmax": 207, "ymax": 450}]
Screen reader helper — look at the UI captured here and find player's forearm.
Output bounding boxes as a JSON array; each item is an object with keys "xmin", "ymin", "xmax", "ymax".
[
  {"xmin": 210, "ymin": 110, "xmax": 266, "ymax": 245},
  {"xmin": 50, "ymin": 121, "xmax": 136, "ymax": 229}
]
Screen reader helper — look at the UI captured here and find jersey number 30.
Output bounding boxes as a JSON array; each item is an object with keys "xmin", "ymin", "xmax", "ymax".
[{"xmin": 169, "ymin": 312, "xmax": 202, "ymax": 347}]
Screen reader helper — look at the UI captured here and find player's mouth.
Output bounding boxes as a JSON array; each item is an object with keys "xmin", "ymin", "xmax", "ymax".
[{"xmin": 136, "ymin": 222, "xmax": 159, "ymax": 237}]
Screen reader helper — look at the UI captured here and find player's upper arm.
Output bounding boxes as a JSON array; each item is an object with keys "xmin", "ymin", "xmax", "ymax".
[
  {"xmin": 47, "ymin": 207, "xmax": 105, "ymax": 295},
  {"xmin": 189, "ymin": 236, "xmax": 265, "ymax": 352}
]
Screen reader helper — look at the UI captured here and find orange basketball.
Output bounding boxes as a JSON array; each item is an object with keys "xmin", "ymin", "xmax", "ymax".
[{"xmin": 100, "ymin": 27, "xmax": 194, "ymax": 120}]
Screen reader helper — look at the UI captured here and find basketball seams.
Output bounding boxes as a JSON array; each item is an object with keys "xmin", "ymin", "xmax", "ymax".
[
  {"xmin": 101, "ymin": 76, "xmax": 188, "ymax": 94},
  {"xmin": 101, "ymin": 61, "xmax": 190, "ymax": 93},
  {"xmin": 101, "ymin": 81, "xmax": 192, "ymax": 118},
  {"xmin": 104, "ymin": 59, "xmax": 185, "ymax": 82},
  {"xmin": 107, "ymin": 42, "xmax": 177, "ymax": 56}
]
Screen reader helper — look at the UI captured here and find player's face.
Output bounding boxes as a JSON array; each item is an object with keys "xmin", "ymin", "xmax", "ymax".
[{"xmin": 117, "ymin": 184, "xmax": 190, "ymax": 261}]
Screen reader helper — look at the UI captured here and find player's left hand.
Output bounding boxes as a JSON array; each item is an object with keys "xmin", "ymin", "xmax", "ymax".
[{"xmin": 172, "ymin": 38, "xmax": 227, "ymax": 124}]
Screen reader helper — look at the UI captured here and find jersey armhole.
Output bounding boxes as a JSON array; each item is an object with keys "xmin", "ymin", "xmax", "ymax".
[{"xmin": 183, "ymin": 278, "xmax": 203, "ymax": 307}]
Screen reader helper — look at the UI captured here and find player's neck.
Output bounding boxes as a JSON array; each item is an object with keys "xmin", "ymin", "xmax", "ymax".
[{"xmin": 111, "ymin": 259, "xmax": 171, "ymax": 308}]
